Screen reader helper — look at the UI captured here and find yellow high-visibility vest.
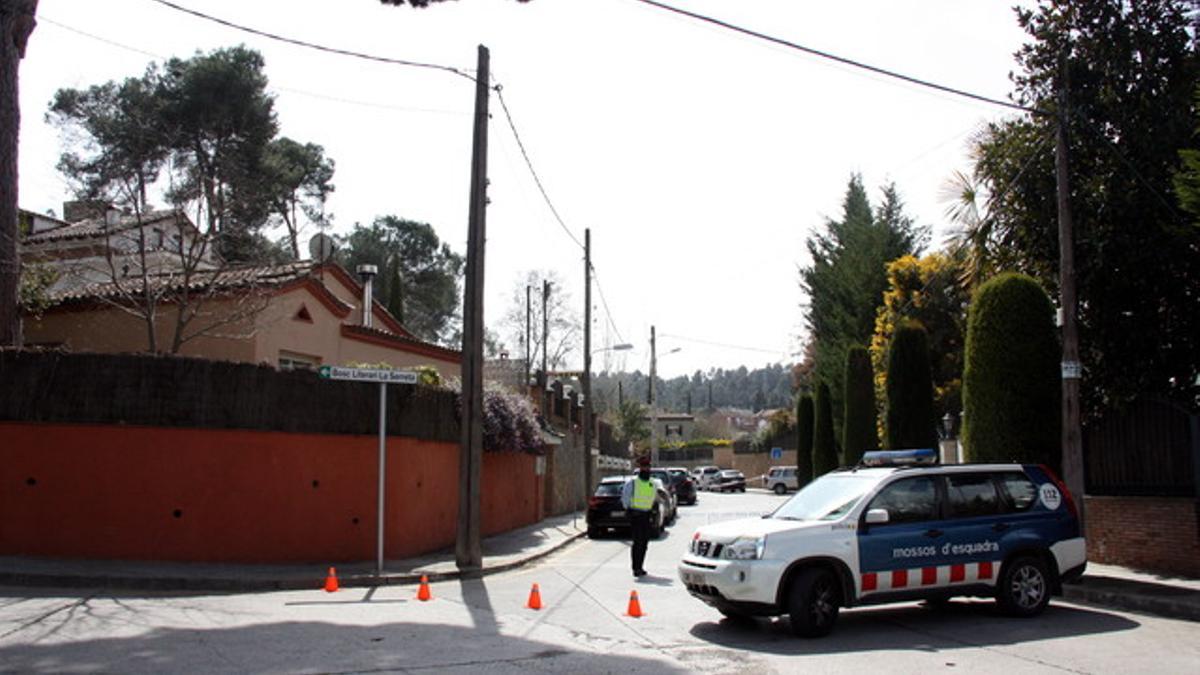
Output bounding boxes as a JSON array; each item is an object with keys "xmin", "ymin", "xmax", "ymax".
[{"xmin": 631, "ymin": 479, "xmax": 655, "ymax": 511}]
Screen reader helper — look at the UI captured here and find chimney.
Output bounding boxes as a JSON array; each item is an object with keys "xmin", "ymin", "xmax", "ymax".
[{"xmin": 356, "ymin": 264, "xmax": 378, "ymax": 328}]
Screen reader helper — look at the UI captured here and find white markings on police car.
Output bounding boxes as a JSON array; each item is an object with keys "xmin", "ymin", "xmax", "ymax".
[
  {"xmin": 891, "ymin": 539, "xmax": 999, "ymax": 560},
  {"xmin": 892, "ymin": 545, "xmax": 938, "ymax": 559},
  {"xmin": 1039, "ymin": 483, "xmax": 1062, "ymax": 510}
]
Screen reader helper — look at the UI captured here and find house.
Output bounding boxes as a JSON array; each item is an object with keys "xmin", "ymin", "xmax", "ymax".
[
  {"xmin": 19, "ymin": 204, "xmax": 461, "ymax": 379},
  {"xmin": 642, "ymin": 412, "xmax": 696, "ymax": 442}
]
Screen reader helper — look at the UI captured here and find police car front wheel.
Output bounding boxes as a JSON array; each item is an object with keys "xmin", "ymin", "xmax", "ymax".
[
  {"xmin": 996, "ymin": 555, "xmax": 1051, "ymax": 617},
  {"xmin": 787, "ymin": 568, "xmax": 840, "ymax": 638}
]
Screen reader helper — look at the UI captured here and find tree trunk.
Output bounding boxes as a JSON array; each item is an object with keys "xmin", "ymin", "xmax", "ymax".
[{"xmin": 0, "ymin": 0, "xmax": 37, "ymax": 347}]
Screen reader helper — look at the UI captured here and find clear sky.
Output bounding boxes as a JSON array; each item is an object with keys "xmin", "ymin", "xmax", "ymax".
[{"xmin": 18, "ymin": 0, "xmax": 1031, "ymax": 378}]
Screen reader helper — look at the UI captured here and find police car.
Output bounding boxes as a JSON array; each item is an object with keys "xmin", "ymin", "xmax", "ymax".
[{"xmin": 677, "ymin": 449, "xmax": 1086, "ymax": 637}]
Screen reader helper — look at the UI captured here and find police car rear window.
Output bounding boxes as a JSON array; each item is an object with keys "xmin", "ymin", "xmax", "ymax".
[
  {"xmin": 595, "ymin": 483, "xmax": 622, "ymax": 496},
  {"xmin": 998, "ymin": 472, "xmax": 1038, "ymax": 512},
  {"xmin": 946, "ymin": 473, "xmax": 1001, "ymax": 518}
]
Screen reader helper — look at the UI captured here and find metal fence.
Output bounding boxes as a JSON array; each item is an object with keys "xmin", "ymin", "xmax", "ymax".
[{"xmin": 1083, "ymin": 397, "xmax": 1199, "ymax": 497}]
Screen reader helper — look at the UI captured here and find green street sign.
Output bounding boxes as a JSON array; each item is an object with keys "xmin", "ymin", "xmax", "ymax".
[{"xmin": 318, "ymin": 366, "xmax": 418, "ymax": 384}]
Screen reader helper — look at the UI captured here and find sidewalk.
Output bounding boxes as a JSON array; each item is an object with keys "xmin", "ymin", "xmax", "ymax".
[
  {"xmin": 0, "ymin": 512, "xmax": 588, "ymax": 593},
  {"xmin": 1, "ymin": 514, "xmax": 1197, "ymax": 624}
]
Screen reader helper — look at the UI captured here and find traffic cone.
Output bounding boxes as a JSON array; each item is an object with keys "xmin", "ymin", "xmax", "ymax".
[
  {"xmin": 323, "ymin": 567, "xmax": 339, "ymax": 593},
  {"xmin": 526, "ymin": 583, "xmax": 543, "ymax": 610},
  {"xmin": 626, "ymin": 590, "xmax": 644, "ymax": 618},
  {"xmin": 417, "ymin": 575, "xmax": 432, "ymax": 601}
]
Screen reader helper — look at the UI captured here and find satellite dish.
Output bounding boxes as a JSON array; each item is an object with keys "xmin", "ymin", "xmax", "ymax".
[{"xmin": 308, "ymin": 233, "xmax": 336, "ymax": 262}]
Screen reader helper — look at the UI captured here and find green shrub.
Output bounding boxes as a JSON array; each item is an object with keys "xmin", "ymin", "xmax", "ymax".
[
  {"xmin": 885, "ymin": 321, "xmax": 937, "ymax": 449},
  {"xmin": 813, "ymin": 382, "xmax": 839, "ymax": 476},
  {"xmin": 842, "ymin": 345, "xmax": 877, "ymax": 465},
  {"xmin": 962, "ymin": 273, "xmax": 1060, "ymax": 467},
  {"xmin": 796, "ymin": 392, "xmax": 814, "ymax": 486}
]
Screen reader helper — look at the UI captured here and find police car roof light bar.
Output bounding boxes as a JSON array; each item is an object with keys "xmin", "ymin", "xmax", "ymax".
[{"xmin": 860, "ymin": 448, "xmax": 938, "ymax": 467}]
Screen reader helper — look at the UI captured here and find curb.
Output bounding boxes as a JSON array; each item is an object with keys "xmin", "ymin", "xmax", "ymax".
[
  {"xmin": 0, "ymin": 531, "xmax": 587, "ymax": 594},
  {"xmin": 1063, "ymin": 578, "xmax": 1200, "ymax": 623}
]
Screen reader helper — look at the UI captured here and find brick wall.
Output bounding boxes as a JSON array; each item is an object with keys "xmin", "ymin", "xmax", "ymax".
[{"xmin": 1085, "ymin": 495, "xmax": 1200, "ymax": 578}]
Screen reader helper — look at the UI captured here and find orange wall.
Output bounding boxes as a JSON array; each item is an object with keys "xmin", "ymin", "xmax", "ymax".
[{"xmin": 1, "ymin": 423, "xmax": 540, "ymax": 563}]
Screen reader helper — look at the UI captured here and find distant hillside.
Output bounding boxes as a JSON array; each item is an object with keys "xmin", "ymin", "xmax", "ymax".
[{"xmin": 591, "ymin": 364, "xmax": 795, "ymax": 415}]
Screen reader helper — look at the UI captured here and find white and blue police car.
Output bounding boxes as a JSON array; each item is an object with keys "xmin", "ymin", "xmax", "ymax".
[{"xmin": 677, "ymin": 449, "xmax": 1086, "ymax": 637}]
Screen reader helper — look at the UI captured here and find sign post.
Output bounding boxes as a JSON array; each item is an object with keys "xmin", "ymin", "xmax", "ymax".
[{"xmin": 319, "ymin": 366, "xmax": 419, "ymax": 575}]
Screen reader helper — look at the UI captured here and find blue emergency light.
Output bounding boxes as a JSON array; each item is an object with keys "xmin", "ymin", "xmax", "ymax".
[{"xmin": 860, "ymin": 448, "xmax": 938, "ymax": 467}]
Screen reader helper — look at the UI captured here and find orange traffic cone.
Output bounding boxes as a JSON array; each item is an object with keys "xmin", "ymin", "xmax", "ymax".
[
  {"xmin": 323, "ymin": 567, "xmax": 339, "ymax": 593},
  {"xmin": 526, "ymin": 583, "xmax": 543, "ymax": 610},
  {"xmin": 626, "ymin": 590, "xmax": 644, "ymax": 618},
  {"xmin": 417, "ymin": 575, "xmax": 432, "ymax": 601}
]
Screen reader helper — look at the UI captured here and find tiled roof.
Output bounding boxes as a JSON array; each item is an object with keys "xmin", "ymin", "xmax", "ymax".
[
  {"xmin": 47, "ymin": 260, "xmax": 320, "ymax": 304},
  {"xmin": 22, "ymin": 210, "xmax": 182, "ymax": 244}
]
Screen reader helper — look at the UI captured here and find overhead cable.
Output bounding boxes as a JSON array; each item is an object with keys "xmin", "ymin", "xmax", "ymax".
[
  {"xmin": 146, "ymin": 0, "xmax": 475, "ymax": 81},
  {"xmin": 629, "ymin": 0, "xmax": 1043, "ymax": 116}
]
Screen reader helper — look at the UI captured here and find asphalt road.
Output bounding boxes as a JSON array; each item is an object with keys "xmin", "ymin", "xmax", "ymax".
[{"xmin": 1, "ymin": 490, "xmax": 1198, "ymax": 674}]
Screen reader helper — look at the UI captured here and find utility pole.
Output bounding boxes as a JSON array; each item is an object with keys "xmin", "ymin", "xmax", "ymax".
[
  {"xmin": 542, "ymin": 277, "xmax": 549, "ymax": 384},
  {"xmin": 525, "ymin": 284, "xmax": 531, "ymax": 393},
  {"xmin": 1056, "ymin": 52, "xmax": 1085, "ymax": 522},
  {"xmin": 650, "ymin": 325, "xmax": 658, "ymax": 466},
  {"xmin": 618, "ymin": 380, "xmax": 623, "ymax": 407},
  {"xmin": 456, "ymin": 44, "xmax": 489, "ymax": 572},
  {"xmin": 582, "ymin": 229, "xmax": 594, "ymax": 505}
]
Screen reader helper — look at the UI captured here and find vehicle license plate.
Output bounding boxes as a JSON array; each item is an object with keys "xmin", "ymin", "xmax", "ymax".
[
  {"xmin": 611, "ymin": 510, "xmax": 625, "ymax": 517},
  {"xmin": 682, "ymin": 572, "xmax": 705, "ymax": 585}
]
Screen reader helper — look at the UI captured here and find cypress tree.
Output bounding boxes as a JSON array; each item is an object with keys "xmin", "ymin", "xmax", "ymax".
[
  {"xmin": 886, "ymin": 320, "xmax": 937, "ymax": 449},
  {"xmin": 962, "ymin": 273, "xmax": 1060, "ymax": 468},
  {"xmin": 842, "ymin": 346, "xmax": 877, "ymax": 465},
  {"xmin": 812, "ymin": 382, "xmax": 839, "ymax": 476},
  {"xmin": 796, "ymin": 392, "xmax": 815, "ymax": 486}
]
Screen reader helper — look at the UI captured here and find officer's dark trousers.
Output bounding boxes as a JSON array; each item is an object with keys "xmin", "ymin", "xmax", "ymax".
[{"xmin": 629, "ymin": 509, "xmax": 650, "ymax": 572}]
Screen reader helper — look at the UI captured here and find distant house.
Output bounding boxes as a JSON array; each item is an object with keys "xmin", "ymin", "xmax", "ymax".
[
  {"xmin": 19, "ymin": 203, "xmax": 461, "ymax": 379},
  {"xmin": 642, "ymin": 412, "xmax": 696, "ymax": 442}
]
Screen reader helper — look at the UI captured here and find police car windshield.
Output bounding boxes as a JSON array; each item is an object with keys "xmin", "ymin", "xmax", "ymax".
[{"xmin": 770, "ymin": 474, "xmax": 879, "ymax": 521}]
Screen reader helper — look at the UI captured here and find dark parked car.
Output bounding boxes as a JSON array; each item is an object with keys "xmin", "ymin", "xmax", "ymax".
[
  {"xmin": 666, "ymin": 467, "xmax": 698, "ymax": 505},
  {"xmin": 713, "ymin": 469, "xmax": 746, "ymax": 492},
  {"xmin": 586, "ymin": 476, "xmax": 666, "ymax": 539}
]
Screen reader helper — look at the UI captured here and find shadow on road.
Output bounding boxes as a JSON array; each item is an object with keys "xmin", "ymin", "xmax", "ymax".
[
  {"xmin": 0, "ymin": 621, "xmax": 688, "ymax": 673},
  {"xmin": 688, "ymin": 600, "xmax": 1140, "ymax": 655}
]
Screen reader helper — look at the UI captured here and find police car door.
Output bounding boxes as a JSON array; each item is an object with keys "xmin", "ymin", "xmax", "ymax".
[
  {"xmin": 855, "ymin": 475, "xmax": 948, "ymax": 599},
  {"xmin": 939, "ymin": 472, "xmax": 1007, "ymax": 588}
]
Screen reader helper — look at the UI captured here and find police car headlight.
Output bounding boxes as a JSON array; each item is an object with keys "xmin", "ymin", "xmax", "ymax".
[{"xmin": 723, "ymin": 536, "xmax": 766, "ymax": 560}]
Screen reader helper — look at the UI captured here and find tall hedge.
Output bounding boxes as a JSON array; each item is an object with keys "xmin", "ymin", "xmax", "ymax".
[
  {"xmin": 962, "ymin": 273, "xmax": 1060, "ymax": 467},
  {"xmin": 796, "ymin": 392, "xmax": 815, "ymax": 486},
  {"xmin": 842, "ymin": 345, "xmax": 877, "ymax": 465},
  {"xmin": 812, "ymin": 382, "xmax": 840, "ymax": 476},
  {"xmin": 886, "ymin": 320, "xmax": 937, "ymax": 449}
]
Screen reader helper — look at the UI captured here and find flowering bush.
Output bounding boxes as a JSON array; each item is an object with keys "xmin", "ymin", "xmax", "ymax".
[{"xmin": 445, "ymin": 378, "xmax": 542, "ymax": 454}]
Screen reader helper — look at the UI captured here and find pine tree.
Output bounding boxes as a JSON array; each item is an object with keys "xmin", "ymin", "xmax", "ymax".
[
  {"xmin": 796, "ymin": 392, "xmax": 815, "ymax": 486},
  {"xmin": 812, "ymin": 382, "xmax": 839, "ymax": 476},
  {"xmin": 842, "ymin": 346, "xmax": 877, "ymax": 465}
]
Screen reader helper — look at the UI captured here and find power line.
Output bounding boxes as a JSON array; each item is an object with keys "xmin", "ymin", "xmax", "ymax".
[
  {"xmin": 589, "ymin": 263, "xmax": 626, "ymax": 345},
  {"xmin": 146, "ymin": 0, "xmax": 474, "ymax": 81},
  {"xmin": 492, "ymin": 85, "xmax": 584, "ymax": 251},
  {"xmin": 659, "ymin": 332, "xmax": 790, "ymax": 357},
  {"xmin": 628, "ymin": 0, "xmax": 1043, "ymax": 117}
]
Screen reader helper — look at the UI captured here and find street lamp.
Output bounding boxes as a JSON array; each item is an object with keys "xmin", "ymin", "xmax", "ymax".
[{"xmin": 649, "ymin": 326, "xmax": 681, "ymax": 466}]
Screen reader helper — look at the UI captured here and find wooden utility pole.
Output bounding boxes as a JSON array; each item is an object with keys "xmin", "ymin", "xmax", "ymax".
[
  {"xmin": 582, "ymin": 229, "xmax": 594, "ymax": 504},
  {"xmin": 456, "ymin": 44, "xmax": 489, "ymax": 571},
  {"xmin": 0, "ymin": 0, "xmax": 38, "ymax": 347},
  {"xmin": 541, "ymin": 280, "xmax": 550, "ymax": 378},
  {"xmin": 1056, "ymin": 53, "xmax": 1085, "ymax": 522},
  {"xmin": 650, "ymin": 325, "xmax": 658, "ymax": 465},
  {"xmin": 525, "ymin": 284, "xmax": 531, "ymax": 392}
]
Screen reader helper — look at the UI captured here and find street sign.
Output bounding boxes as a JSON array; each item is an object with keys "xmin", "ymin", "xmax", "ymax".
[
  {"xmin": 318, "ymin": 366, "xmax": 418, "ymax": 384},
  {"xmin": 771, "ymin": 447, "xmax": 783, "ymax": 460}
]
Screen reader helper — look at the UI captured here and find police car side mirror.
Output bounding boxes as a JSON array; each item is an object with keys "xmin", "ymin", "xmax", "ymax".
[{"xmin": 865, "ymin": 508, "xmax": 890, "ymax": 525}]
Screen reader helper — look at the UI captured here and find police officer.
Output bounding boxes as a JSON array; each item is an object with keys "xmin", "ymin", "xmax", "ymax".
[{"xmin": 622, "ymin": 455, "xmax": 656, "ymax": 577}]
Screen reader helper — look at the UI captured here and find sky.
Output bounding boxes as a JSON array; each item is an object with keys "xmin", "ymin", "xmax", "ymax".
[{"xmin": 17, "ymin": 0, "xmax": 1033, "ymax": 378}]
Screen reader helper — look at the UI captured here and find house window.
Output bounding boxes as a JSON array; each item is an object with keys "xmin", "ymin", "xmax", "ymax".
[
  {"xmin": 279, "ymin": 352, "xmax": 320, "ymax": 372},
  {"xmin": 153, "ymin": 228, "xmax": 164, "ymax": 248}
]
